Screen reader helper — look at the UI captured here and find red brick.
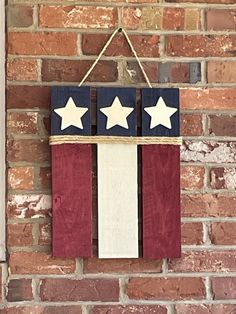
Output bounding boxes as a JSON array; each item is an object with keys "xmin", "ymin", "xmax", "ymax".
[
  {"xmin": 207, "ymin": 9, "xmax": 236, "ymax": 30},
  {"xmin": 7, "ymin": 86, "xmax": 51, "ymax": 109},
  {"xmin": 2, "ymin": 306, "xmax": 82, "ymax": 314},
  {"xmin": 7, "ymin": 223, "xmax": 33, "ymax": 246},
  {"xmin": 7, "ymin": 279, "xmax": 33, "ymax": 302},
  {"xmin": 210, "ymin": 167, "xmax": 225, "ymax": 189},
  {"xmin": 185, "ymin": 9, "xmax": 201, "ymax": 31},
  {"xmin": 7, "ymin": 59, "xmax": 38, "ymax": 81},
  {"xmin": 209, "ymin": 115, "xmax": 236, "ymax": 137},
  {"xmin": 211, "ymin": 222, "xmax": 236, "ymax": 245},
  {"xmin": 42, "ymin": 59, "xmax": 118, "ymax": 83},
  {"xmin": 39, "ymin": 222, "xmax": 51, "ymax": 245},
  {"xmin": 181, "ymin": 194, "xmax": 236, "ymax": 217},
  {"xmin": 39, "ymin": 167, "xmax": 51, "ymax": 190},
  {"xmin": 8, "ymin": 5, "xmax": 33, "ymax": 27},
  {"xmin": 212, "ymin": 277, "xmax": 236, "ymax": 299},
  {"xmin": 181, "ymin": 166, "xmax": 205, "ymax": 190},
  {"xmin": 175, "ymin": 304, "xmax": 236, "ymax": 314},
  {"xmin": 8, "ymin": 167, "xmax": 34, "ymax": 190},
  {"xmin": 208, "ymin": 61, "xmax": 236, "ymax": 83},
  {"xmin": 166, "ymin": 35, "xmax": 236, "ymax": 57},
  {"xmin": 167, "ymin": 63, "xmax": 189, "ymax": 83},
  {"xmin": 125, "ymin": 61, "xmax": 158, "ymax": 83},
  {"xmin": 166, "ymin": 0, "xmax": 235, "ymax": 3},
  {"xmin": 7, "ymin": 139, "xmax": 50, "ymax": 162},
  {"xmin": 122, "ymin": 7, "xmax": 144, "ymax": 30},
  {"xmin": 82, "ymin": 33, "xmax": 159, "ymax": 57},
  {"xmin": 181, "ymin": 114, "xmax": 203, "ymax": 136},
  {"xmin": 123, "ymin": 7, "xmax": 162, "ymax": 30},
  {"xmin": 40, "ymin": 5, "xmax": 118, "ymax": 29},
  {"xmin": 40, "ymin": 278, "xmax": 119, "ymax": 301},
  {"xmin": 8, "ymin": 32, "xmax": 77, "ymax": 56},
  {"xmin": 210, "ymin": 167, "xmax": 236, "ymax": 189},
  {"xmin": 181, "ymin": 89, "xmax": 236, "ymax": 110},
  {"xmin": 169, "ymin": 251, "xmax": 236, "ymax": 272},
  {"xmin": 7, "ymin": 112, "xmax": 38, "ymax": 135},
  {"xmin": 181, "ymin": 141, "xmax": 236, "ymax": 163},
  {"xmin": 84, "ymin": 258, "xmax": 162, "ymax": 273},
  {"xmin": 9, "ymin": 252, "xmax": 75, "ymax": 275},
  {"xmin": 123, "ymin": 7, "xmax": 200, "ymax": 31},
  {"xmin": 163, "ymin": 8, "xmax": 184, "ymax": 30},
  {"xmin": 181, "ymin": 222, "xmax": 203, "ymax": 245},
  {"xmin": 7, "ymin": 194, "xmax": 51, "ymax": 219},
  {"xmin": 91, "ymin": 305, "xmax": 167, "ymax": 314},
  {"xmin": 159, "ymin": 62, "xmax": 201, "ymax": 84},
  {"xmin": 92, "ymin": 0, "xmax": 157, "ymax": 1},
  {"xmin": 127, "ymin": 277, "xmax": 205, "ymax": 300}
]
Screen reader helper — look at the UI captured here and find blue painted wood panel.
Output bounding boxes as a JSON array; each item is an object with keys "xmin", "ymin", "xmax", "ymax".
[
  {"xmin": 141, "ymin": 88, "xmax": 179, "ymax": 137},
  {"xmin": 51, "ymin": 86, "xmax": 91, "ymax": 136},
  {"xmin": 97, "ymin": 87, "xmax": 136, "ymax": 136}
]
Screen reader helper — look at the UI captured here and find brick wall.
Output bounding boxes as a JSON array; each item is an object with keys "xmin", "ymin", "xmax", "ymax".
[{"xmin": 2, "ymin": 0, "xmax": 236, "ymax": 313}]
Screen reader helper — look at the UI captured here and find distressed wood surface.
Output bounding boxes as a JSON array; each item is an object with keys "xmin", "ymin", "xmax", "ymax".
[
  {"xmin": 97, "ymin": 87, "xmax": 136, "ymax": 136},
  {"xmin": 52, "ymin": 143, "xmax": 93, "ymax": 258},
  {"xmin": 142, "ymin": 88, "xmax": 179, "ymax": 137},
  {"xmin": 51, "ymin": 86, "xmax": 91, "ymax": 136},
  {"xmin": 142, "ymin": 144, "xmax": 181, "ymax": 259},
  {"xmin": 98, "ymin": 144, "xmax": 139, "ymax": 258}
]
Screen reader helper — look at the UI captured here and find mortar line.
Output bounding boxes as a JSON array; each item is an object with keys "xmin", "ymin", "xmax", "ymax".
[
  {"xmin": 6, "ymin": 1, "xmax": 236, "ymax": 9},
  {"xmin": 7, "ymin": 27, "xmax": 236, "ymax": 35},
  {"xmin": 6, "ymin": 80, "xmax": 236, "ymax": 88},
  {"xmin": 7, "ymin": 273, "xmax": 236, "ymax": 280}
]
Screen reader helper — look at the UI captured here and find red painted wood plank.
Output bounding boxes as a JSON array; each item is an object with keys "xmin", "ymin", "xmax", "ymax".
[
  {"xmin": 142, "ymin": 144, "xmax": 181, "ymax": 259},
  {"xmin": 52, "ymin": 143, "xmax": 92, "ymax": 258}
]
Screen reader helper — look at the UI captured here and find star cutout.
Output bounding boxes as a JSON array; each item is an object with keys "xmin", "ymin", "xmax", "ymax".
[
  {"xmin": 54, "ymin": 97, "xmax": 88, "ymax": 130},
  {"xmin": 144, "ymin": 97, "xmax": 178, "ymax": 129},
  {"xmin": 100, "ymin": 96, "xmax": 134, "ymax": 129}
]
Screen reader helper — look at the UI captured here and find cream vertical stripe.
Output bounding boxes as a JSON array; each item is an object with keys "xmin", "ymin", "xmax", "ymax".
[{"xmin": 98, "ymin": 144, "xmax": 139, "ymax": 258}]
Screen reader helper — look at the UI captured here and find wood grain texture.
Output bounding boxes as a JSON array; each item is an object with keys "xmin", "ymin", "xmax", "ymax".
[
  {"xmin": 98, "ymin": 143, "xmax": 139, "ymax": 258},
  {"xmin": 51, "ymin": 86, "xmax": 91, "ymax": 136},
  {"xmin": 142, "ymin": 144, "xmax": 181, "ymax": 259},
  {"xmin": 52, "ymin": 143, "xmax": 92, "ymax": 258},
  {"xmin": 97, "ymin": 87, "xmax": 136, "ymax": 136},
  {"xmin": 142, "ymin": 88, "xmax": 179, "ymax": 137}
]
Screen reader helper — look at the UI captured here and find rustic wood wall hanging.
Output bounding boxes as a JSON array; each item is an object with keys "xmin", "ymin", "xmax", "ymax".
[{"xmin": 49, "ymin": 28, "xmax": 182, "ymax": 259}]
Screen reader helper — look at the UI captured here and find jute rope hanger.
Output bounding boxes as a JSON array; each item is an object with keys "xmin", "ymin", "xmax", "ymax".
[{"xmin": 79, "ymin": 27, "xmax": 152, "ymax": 88}]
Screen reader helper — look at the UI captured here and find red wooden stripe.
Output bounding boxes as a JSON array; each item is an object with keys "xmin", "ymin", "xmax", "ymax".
[
  {"xmin": 52, "ymin": 143, "xmax": 92, "ymax": 258},
  {"xmin": 142, "ymin": 144, "xmax": 181, "ymax": 259}
]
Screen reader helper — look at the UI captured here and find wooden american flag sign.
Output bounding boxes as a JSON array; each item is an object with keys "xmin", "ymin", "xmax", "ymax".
[{"xmin": 50, "ymin": 86, "xmax": 181, "ymax": 259}]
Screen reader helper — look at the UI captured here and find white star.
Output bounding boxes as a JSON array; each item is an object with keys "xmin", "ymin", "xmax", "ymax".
[
  {"xmin": 144, "ymin": 97, "xmax": 178, "ymax": 129},
  {"xmin": 54, "ymin": 97, "xmax": 88, "ymax": 130},
  {"xmin": 100, "ymin": 96, "xmax": 134, "ymax": 129}
]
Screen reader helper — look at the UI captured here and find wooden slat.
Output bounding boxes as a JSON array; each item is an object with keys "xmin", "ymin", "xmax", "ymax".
[
  {"xmin": 98, "ymin": 143, "xmax": 138, "ymax": 258},
  {"xmin": 52, "ymin": 143, "xmax": 93, "ymax": 258},
  {"xmin": 141, "ymin": 88, "xmax": 181, "ymax": 259},
  {"xmin": 142, "ymin": 88, "xmax": 179, "ymax": 137},
  {"xmin": 51, "ymin": 86, "xmax": 91, "ymax": 136},
  {"xmin": 142, "ymin": 144, "xmax": 181, "ymax": 258},
  {"xmin": 97, "ymin": 87, "xmax": 138, "ymax": 258},
  {"xmin": 97, "ymin": 87, "xmax": 136, "ymax": 137}
]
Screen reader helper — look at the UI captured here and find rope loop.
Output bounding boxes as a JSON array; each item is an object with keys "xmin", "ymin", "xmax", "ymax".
[{"xmin": 79, "ymin": 28, "xmax": 152, "ymax": 88}]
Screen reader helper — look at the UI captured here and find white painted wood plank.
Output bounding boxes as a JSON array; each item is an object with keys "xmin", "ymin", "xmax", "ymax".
[
  {"xmin": 0, "ymin": 0, "xmax": 5, "ymax": 262},
  {"xmin": 98, "ymin": 143, "xmax": 138, "ymax": 258}
]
